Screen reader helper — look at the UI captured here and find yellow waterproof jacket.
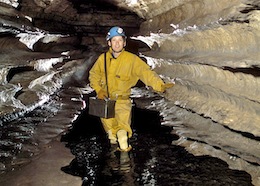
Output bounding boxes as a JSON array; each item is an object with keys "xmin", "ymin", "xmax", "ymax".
[{"xmin": 89, "ymin": 48, "xmax": 164, "ymax": 99}]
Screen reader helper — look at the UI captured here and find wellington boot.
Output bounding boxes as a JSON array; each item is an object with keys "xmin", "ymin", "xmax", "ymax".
[{"xmin": 117, "ymin": 129, "xmax": 129, "ymax": 151}]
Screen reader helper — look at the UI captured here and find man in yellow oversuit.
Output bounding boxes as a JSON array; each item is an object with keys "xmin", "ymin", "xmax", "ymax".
[{"xmin": 89, "ymin": 26, "xmax": 173, "ymax": 152}]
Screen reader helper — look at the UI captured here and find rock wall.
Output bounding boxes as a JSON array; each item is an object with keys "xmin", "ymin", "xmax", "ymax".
[
  {"xmin": 0, "ymin": 0, "xmax": 260, "ymax": 184},
  {"xmin": 121, "ymin": 0, "xmax": 260, "ymax": 184},
  {"xmin": 128, "ymin": 0, "xmax": 260, "ymax": 137}
]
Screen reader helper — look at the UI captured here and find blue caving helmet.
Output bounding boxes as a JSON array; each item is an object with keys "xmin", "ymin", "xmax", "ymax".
[{"xmin": 106, "ymin": 26, "xmax": 126, "ymax": 41}]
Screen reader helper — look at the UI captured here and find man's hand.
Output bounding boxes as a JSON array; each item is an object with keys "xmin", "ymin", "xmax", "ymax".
[
  {"xmin": 160, "ymin": 83, "xmax": 174, "ymax": 93},
  {"xmin": 97, "ymin": 89, "xmax": 108, "ymax": 99}
]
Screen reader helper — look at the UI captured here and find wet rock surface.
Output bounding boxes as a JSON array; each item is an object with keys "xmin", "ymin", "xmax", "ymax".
[
  {"xmin": 0, "ymin": 0, "xmax": 260, "ymax": 185},
  {"xmin": 0, "ymin": 137, "xmax": 82, "ymax": 186}
]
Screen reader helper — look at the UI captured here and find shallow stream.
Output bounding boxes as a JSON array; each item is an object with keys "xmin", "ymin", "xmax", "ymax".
[{"xmin": 61, "ymin": 103, "xmax": 253, "ymax": 186}]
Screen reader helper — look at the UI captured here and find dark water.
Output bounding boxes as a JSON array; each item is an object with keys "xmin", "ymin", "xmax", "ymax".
[{"xmin": 61, "ymin": 106, "xmax": 253, "ymax": 186}]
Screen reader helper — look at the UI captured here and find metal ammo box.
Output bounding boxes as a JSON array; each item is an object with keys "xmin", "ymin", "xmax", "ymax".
[{"xmin": 88, "ymin": 97, "xmax": 115, "ymax": 119}]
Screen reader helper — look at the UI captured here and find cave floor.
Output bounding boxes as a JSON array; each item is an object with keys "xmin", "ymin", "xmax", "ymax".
[
  {"xmin": 60, "ymin": 108, "xmax": 253, "ymax": 186},
  {"xmin": 0, "ymin": 107, "xmax": 254, "ymax": 186},
  {"xmin": 0, "ymin": 136, "xmax": 82, "ymax": 186}
]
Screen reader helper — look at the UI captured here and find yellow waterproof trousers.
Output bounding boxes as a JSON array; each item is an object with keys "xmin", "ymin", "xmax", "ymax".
[{"xmin": 101, "ymin": 99, "xmax": 132, "ymax": 139}]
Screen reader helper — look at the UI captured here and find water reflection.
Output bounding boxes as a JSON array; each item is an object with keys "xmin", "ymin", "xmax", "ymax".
[
  {"xmin": 106, "ymin": 144, "xmax": 131, "ymax": 173},
  {"xmin": 61, "ymin": 107, "xmax": 253, "ymax": 186},
  {"xmin": 61, "ymin": 132, "xmax": 135, "ymax": 185},
  {"xmin": 101, "ymin": 147, "xmax": 135, "ymax": 185}
]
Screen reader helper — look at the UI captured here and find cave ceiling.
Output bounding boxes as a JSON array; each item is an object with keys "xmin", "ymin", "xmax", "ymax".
[{"xmin": 13, "ymin": 0, "xmax": 144, "ymax": 36}]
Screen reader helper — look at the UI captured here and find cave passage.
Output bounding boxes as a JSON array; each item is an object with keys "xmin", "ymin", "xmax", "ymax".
[{"xmin": 60, "ymin": 106, "xmax": 253, "ymax": 186}]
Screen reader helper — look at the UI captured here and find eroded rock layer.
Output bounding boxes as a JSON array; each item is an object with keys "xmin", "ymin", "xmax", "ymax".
[{"xmin": 0, "ymin": 0, "xmax": 259, "ymax": 185}]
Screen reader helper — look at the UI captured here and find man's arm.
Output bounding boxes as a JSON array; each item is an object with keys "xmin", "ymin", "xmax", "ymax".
[{"xmin": 134, "ymin": 56, "xmax": 165, "ymax": 92}]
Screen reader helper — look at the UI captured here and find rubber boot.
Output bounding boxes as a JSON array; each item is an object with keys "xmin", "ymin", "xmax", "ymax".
[
  {"xmin": 108, "ymin": 130, "xmax": 117, "ymax": 144},
  {"xmin": 117, "ymin": 130, "xmax": 132, "ymax": 151}
]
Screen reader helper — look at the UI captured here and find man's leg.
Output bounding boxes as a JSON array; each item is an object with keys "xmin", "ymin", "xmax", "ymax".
[
  {"xmin": 101, "ymin": 118, "xmax": 118, "ymax": 144},
  {"xmin": 115, "ymin": 99, "xmax": 132, "ymax": 151}
]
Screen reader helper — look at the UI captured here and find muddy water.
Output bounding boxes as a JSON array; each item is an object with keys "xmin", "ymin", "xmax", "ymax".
[{"xmin": 61, "ymin": 106, "xmax": 253, "ymax": 185}]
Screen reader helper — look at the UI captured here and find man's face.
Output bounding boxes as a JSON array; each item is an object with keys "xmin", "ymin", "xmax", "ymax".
[{"xmin": 108, "ymin": 36, "xmax": 126, "ymax": 53}]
